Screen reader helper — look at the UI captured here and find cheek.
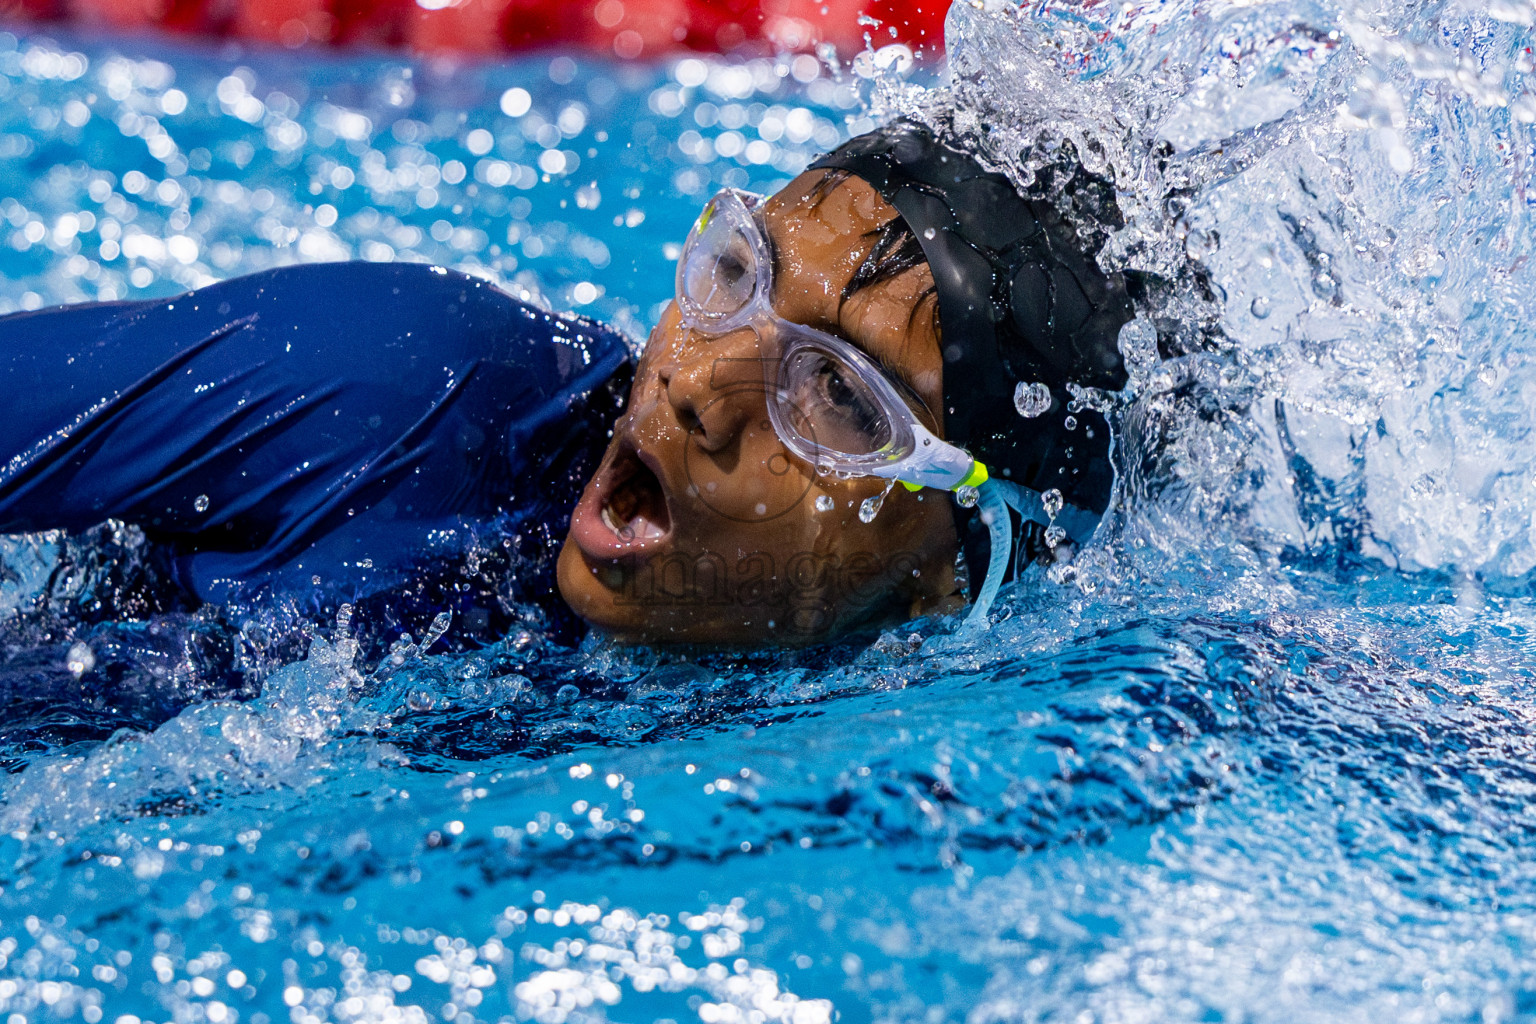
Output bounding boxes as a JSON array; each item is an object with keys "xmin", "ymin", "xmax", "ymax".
[
  {"xmin": 825, "ymin": 488, "xmax": 949, "ymax": 576},
  {"xmin": 836, "ymin": 287, "xmax": 946, "ymax": 421},
  {"xmin": 912, "ymin": 366, "xmax": 942, "ymax": 403},
  {"xmin": 679, "ymin": 422, "xmax": 816, "ymax": 529}
]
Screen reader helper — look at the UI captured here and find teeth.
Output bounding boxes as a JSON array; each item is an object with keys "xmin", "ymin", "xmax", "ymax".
[
  {"xmin": 601, "ymin": 502, "xmax": 667, "ymax": 541},
  {"xmin": 601, "ymin": 503, "xmax": 625, "ymax": 535}
]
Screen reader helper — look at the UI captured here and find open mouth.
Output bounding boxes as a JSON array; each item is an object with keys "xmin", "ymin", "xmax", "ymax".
[
  {"xmin": 600, "ymin": 447, "xmax": 671, "ymax": 541},
  {"xmin": 569, "ymin": 442, "xmax": 674, "ymax": 562}
]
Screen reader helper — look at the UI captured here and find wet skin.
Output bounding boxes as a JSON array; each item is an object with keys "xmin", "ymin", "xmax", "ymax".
[{"xmin": 557, "ymin": 169, "xmax": 964, "ymax": 644}]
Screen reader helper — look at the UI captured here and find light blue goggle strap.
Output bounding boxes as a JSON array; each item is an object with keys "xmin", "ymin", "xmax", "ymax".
[{"xmin": 963, "ymin": 478, "xmax": 1101, "ymax": 629}]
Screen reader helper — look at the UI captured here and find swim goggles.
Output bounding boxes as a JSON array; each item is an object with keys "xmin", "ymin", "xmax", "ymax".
[
  {"xmin": 675, "ymin": 188, "xmax": 988, "ymax": 494},
  {"xmin": 674, "ymin": 187, "xmax": 1093, "ymax": 627}
]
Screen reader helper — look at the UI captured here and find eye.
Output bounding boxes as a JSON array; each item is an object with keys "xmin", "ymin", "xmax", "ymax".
[
  {"xmin": 780, "ymin": 350, "xmax": 893, "ymax": 456},
  {"xmin": 813, "ymin": 365, "xmax": 870, "ymax": 418},
  {"xmin": 715, "ymin": 253, "xmax": 749, "ymax": 290}
]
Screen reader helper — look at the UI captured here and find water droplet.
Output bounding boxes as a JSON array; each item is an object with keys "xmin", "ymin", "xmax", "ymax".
[
  {"xmin": 923, "ymin": 227, "xmax": 936, "ymax": 240},
  {"xmin": 1064, "ymin": 415, "xmax": 1078, "ymax": 431},
  {"xmin": 1118, "ymin": 317, "xmax": 1159, "ymax": 368},
  {"xmin": 65, "ymin": 641, "xmax": 94, "ymax": 677},
  {"xmin": 1041, "ymin": 488, "xmax": 1064, "ymax": 518},
  {"xmin": 1250, "ymin": 295, "xmax": 1271, "ymax": 319},
  {"xmin": 1044, "ymin": 524, "xmax": 1068, "ymax": 548},
  {"xmin": 556, "ymin": 683, "xmax": 581, "ymax": 702},
  {"xmin": 1013, "ymin": 381, "xmax": 1052, "ymax": 418},
  {"xmin": 815, "ymin": 495, "xmax": 835, "ymax": 512},
  {"xmin": 858, "ymin": 479, "xmax": 896, "ymax": 523},
  {"xmin": 955, "ymin": 485, "xmax": 980, "ymax": 509},
  {"xmin": 194, "ymin": 494, "xmax": 210, "ymax": 512}
]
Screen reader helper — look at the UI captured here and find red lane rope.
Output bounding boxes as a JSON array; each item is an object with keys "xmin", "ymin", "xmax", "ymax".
[{"xmin": 0, "ymin": 0, "xmax": 947, "ymax": 58}]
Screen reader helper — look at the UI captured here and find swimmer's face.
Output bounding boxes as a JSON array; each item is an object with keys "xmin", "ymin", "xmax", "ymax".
[{"xmin": 558, "ymin": 170, "xmax": 964, "ymax": 644}]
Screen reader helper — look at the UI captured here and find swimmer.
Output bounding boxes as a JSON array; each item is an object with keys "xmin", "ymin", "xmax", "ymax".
[{"xmin": 0, "ymin": 119, "xmax": 1133, "ymax": 647}]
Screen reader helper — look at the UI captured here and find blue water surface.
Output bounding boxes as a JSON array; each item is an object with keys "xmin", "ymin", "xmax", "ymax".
[{"xmin": 4, "ymin": 3, "xmax": 1536, "ymax": 1022}]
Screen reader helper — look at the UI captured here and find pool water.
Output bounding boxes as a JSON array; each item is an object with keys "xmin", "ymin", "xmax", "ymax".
[{"xmin": 5, "ymin": 2, "xmax": 1536, "ymax": 1022}]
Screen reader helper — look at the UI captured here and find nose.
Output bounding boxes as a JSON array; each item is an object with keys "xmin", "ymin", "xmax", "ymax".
[{"xmin": 657, "ymin": 327, "xmax": 771, "ymax": 454}]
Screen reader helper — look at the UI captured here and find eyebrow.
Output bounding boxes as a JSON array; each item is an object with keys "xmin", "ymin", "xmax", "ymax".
[{"xmin": 843, "ymin": 218, "xmax": 930, "ymax": 305}]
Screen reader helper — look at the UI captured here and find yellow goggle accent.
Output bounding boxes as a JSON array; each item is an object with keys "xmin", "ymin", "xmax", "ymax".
[
  {"xmin": 959, "ymin": 462, "xmax": 989, "ymax": 489},
  {"xmin": 898, "ymin": 460, "xmax": 989, "ymax": 493}
]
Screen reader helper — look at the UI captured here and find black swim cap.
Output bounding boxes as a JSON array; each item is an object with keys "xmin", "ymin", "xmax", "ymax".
[{"xmin": 810, "ymin": 119, "xmax": 1133, "ymax": 524}]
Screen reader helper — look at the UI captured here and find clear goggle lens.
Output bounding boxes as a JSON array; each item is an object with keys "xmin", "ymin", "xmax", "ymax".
[
  {"xmin": 678, "ymin": 193, "xmax": 764, "ymax": 324},
  {"xmin": 768, "ymin": 327, "xmax": 919, "ymax": 471},
  {"xmin": 777, "ymin": 344, "xmax": 901, "ymax": 459}
]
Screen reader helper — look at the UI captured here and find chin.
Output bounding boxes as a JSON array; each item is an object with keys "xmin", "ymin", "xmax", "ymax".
[
  {"xmin": 557, "ymin": 535, "xmax": 917, "ymax": 647},
  {"xmin": 556, "ymin": 539, "xmax": 752, "ymax": 643},
  {"xmin": 556, "ymin": 537, "xmax": 640, "ymax": 633}
]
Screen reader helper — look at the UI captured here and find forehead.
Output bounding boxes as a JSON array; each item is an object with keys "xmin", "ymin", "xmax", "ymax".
[{"xmin": 759, "ymin": 168, "xmax": 900, "ymax": 254}]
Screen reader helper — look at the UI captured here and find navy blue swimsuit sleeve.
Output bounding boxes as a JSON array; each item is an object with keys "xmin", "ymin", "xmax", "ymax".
[{"xmin": 0, "ymin": 261, "xmax": 632, "ymax": 611}]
